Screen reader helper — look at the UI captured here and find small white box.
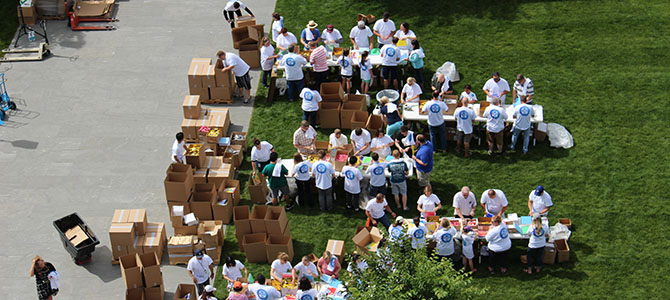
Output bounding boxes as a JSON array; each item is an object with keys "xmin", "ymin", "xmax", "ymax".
[
  {"xmin": 173, "ymin": 205, "xmax": 185, "ymax": 217},
  {"xmin": 183, "ymin": 213, "xmax": 198, "ymax": 226}
]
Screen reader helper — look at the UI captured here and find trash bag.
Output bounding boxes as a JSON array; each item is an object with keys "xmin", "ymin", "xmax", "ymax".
[
  {"xmin": 276, "ymin": 78, "xmax": 287, "ymax": 96},
  {"xmin": 547, "ymin": 123, "xmax": 574, "ymax": 149},
  {"xmin": 549, "ymin": 222, "xmax": 572, "ymax": 242},
  {"xmin": 434, "ymin": 61, "xmax": 460, "ymax": 82}
]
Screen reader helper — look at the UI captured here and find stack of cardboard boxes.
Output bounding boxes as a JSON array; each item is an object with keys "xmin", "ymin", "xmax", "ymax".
[
  {"xmin": 340, "ymin": 94, "xmax": 368, "ymax": 129},
  {"xmin": 233, "ymin": 205, "xmax": 293, "ymax": 263},
  {"xmin": 121, "ymin": 252, "xmax": 165, "ymax": 300},
  {"xmin": 181, "ymin": 98, "xmax": 232, "ymax": 142},
  {"xmin": 317, "ymin": 82, "xmax": 346, "ymax": 129},
  {"xmin": 187, "ymin": 58, "xmax": 237, "ymax": 104},
  {"xmin": 197, "ymin": 220, "xmax": 225, "ymax": 264},
  {"xmin": 231, "ymin": 20, "xmax": 264, "ymax": 69},
  {"xmin": 109, "ymin": 209, "xmax": 166, "ymax": 264}
]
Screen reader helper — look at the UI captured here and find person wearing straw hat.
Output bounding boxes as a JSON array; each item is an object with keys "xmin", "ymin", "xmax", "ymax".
[{"xmin": 301, "ymin": 20, "xmax": 322, "ymax": 50}]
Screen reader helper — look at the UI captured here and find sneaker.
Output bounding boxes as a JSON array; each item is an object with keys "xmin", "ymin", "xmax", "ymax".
[
  {"xmin": 286, "ymin": 203, "xmax": 295, "ymax": 211},
  {"xmin": 265, "ymin": 199, "xmax": 273, "ymax": 205}
]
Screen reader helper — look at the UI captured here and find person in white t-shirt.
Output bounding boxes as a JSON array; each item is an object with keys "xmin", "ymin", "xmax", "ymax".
[
  {"xmin": 432, "ymin": 218, "xmax": 457, "ymax": 261},
  {"xmin": 187, "ymin": 250, "xmax": 214, "ymax": 295},
  {"xmin": 312, "ymin": 150, "xmax": 336, "ymax": 211},
  {"xmin": 452, "ymin": 186, "xmax": 477, "ymax": 219},
  {"xmin": 349, "ymin": 21, "xmax": 374, "ymax": 50},
  {"xmin": 380, "ymin": 38, "xmax": 401, "ymax": 90},
  {"xmin": 525, "ymin": 215, "xmax": 549, "ymax": 274},
  {"xmin": 528, "ymin": 185, "xmax": 553, "ymax": 216},
  {"xmin": 366, "ymin": 153, "xmax": 388, "ymax": 198},
  {"xmin": 217, "ymin": 51, "xmax": 252, "ymax": 103},
  {"xmin": 365, "ymin": 193, "xmax": 396, "ymax": 229},
  {"xmin": 460, "ymin": 226, "xmax": 477, "ymax": 272},
  {"xmin": 294, "ymin": 256, "xmax": 319, "ymax": 281},
  {"xmin": 480, "ymin": 189, "xmax": 508, "ymax": 218},
  {"xmin": 248, "ymin": 274, "xmax": 282, "ymax": 300},
  {"xmin": 486, "ymin": 216, "xmax": 511, "ymax": 274},
  {"xmin": 296, "ymin": 277, "xmax": 319, "ymax": 300},
  {"xmin": 393, "ymin": 22, "xmax": 416, "ymax": 50},
  {"xmin": 416, "ymin": 184, "xmax": 441, "ymax": 218},
  {"xmin": 453, "ymin": 99, "xmax": 477, "ymax": 157},
  {"xmin": 373, "ymin": 12, "xmax": 396, "ymax": 47},
  {"xmin": 281, "ymin": 45, "xmax": 308, "ymax": 102},
  {"xmin": 407, "ymin": 216, "xmax": 428, "ymax": 249},
  {"xmin": 483, "ymin": 97, "xmax": 508, "ymax": 155},
  {"xmin": 337, "ymin": 49, "xmax": 354, "ymax": 93},
  {"xmin": 370, "ymin": 130, "xmax": 394, "ymax": 158},
  {"xmin": 351, "ymin": 127, "xmax": 371, "ymax": 156},
  {"xmin": 270, "ymin": 252, "xmax": 295, "ymax": 284},
  {"xmin": 512, "ymin": 74, "xmax": 535, "ymax": 104},
  {"xmin": 460, "ymin": 84, "xmax": 478, "ymax": 104},
  {"xmin": 223, "ymin": 0, "xmax": 254, "ymax": 28},
  {"xmin": 260, "ymin": 37, "xmax": 279, "ymax": 88},
  {"xmin": 300, "ymin": 87, "xmax": 322, "ymax": 128},
  {"xmin": 509, "ymin": 97, "xmax": 535, "ymax": 154},
  {"xmin": 482, "ymin": 72, "xmax": 511, "ymax": 104},
  {"xmin": 292, "ymin": 153, "xmax": 313, "ymax": 207},
  {"xmin": 271, "ymin": 12, "xmax": 283, "ymax": 42},
  {"xmin": 251, "ymin": 138, "xmax": 274, "ymax": 175},
  {"xmin": 329, "ymin": 129, "xmax": 349, "ymax": 152},
  {"xmin": 322, "ymin": 24, "xmax": 343, "ymax": 48},
  {"xmin": 400, "ymin": 77, "xmax": 422, "ymax": 104},
  {"xmin": 172, "ymin": 132, "xmax": 187, "ymax": 163},
  {"xmin": 422, "ymin": 90, "xmax": 448, "ymax": 152},
  {"xmin": 222, "ymin": 257, "xmax": 247, "ymax": 288},
  {"xmin": 342, "ymin": 156, "xmax": 363, "ymax": 211},
  {"xmin": 276, "ymin": 28, "xmax": 298, "ymax": 52},
  {"xmin": 388, "ymin": 216, "xmax": 406, "ymax": 243},
  {"xmin": 358, "ymin": 50, "xmax": 373, "ymax": 94}
]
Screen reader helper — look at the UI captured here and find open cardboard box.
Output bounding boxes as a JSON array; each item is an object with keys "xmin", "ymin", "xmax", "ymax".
[
  {"xmin": 250, "ymin": 205, "xmax": 269, "ymax": 233},
  {"xmin": 266, "ymin": 234, "xmax": 294, "ymax": 262},
  {"xmin": 231, "ymin": 24, "xmax": 263, "ymax": 48},
  {"xmin": 236, "ymin": 15, "xmax": 256, "ymax": 27},
  {"xmin": 248, "ymin": 173, "xmax": 270, "ymax": 204},
  {"xmin": 351, "ymin": 111, "xmax": 369, "ymax": 130},
  {"xmin": 321, "ymin": 82, "xmax": 345, "ymax": 102},
  {"xmin": 554, "ymin": 239, "xmax": 570, "ymax": 263},
  {"xmin": 219, "ymin": 179, "xmax": 241, "ymax": 205},
  {"xmin": 239, "ymin": 43, "xmax": 261, "ymax": 69},
  {"xmin": 478, "ymin": 101, "xmax": 490, "ymax": 117},
  {"xmin": 137, "ymin": 252, "xmax": 163, "ymax": 288},
  {"xmin": 198, "ymin": 220, "xmax": 224, "ymax": 246},
  {"xmin": 164, "ymin": 173, "xmax": 194, "ymax": 203},
  {"xmin": 174, "ymin": 283, "xmax": 196, "ymax": 300},
  {"xmin": 119, "ymin": 254, "xmax": 143, "ymax": 289},
  {"xmin": 340, "ymin": 100, "xmax": 365, "ymax": 129},
  {"xmin": 264, "ymin": 206, "xmax": 288, "ymax": 235},
  {"xmin": 126, "ymin": 287, "xmax": 144, "ymax": 300},
  {"xmin": 166, "ymin": 163, "xmax": 193, "ymax": 175},
  {"xmin": 190, "ymin": 192, "xmax": 215, "ymax": 220},
  {"xmin": 230, "ymin": 131, "xmax": 248, "ymax": 151},
  {"xmin": 243, "ymin": 233, "xmax": 268, "ymax": 263},
  {"xmin": 233, "ymin": 206, "xmax": 252, "ymax": 235},
  {"xmin": 352, "ymin": 227, "xmax": 383, "ymax": 253},
  {"xmin": 365, "ymin": 114, "xmax": 384, "ymax": 136},
  {"xmin": 144, "ymin": 286, "xmax": 164, "ymax": 300},
  {"xmin": 318, "ymin": 102, "xmax": 341, "ymax": 128},
  {"xmin": 212, "ymin": 196, "xmax": 233, "ymax": 224},
  {"xmin": 543, "ymin": 244, "xmax": 556, "ymax": 265}
]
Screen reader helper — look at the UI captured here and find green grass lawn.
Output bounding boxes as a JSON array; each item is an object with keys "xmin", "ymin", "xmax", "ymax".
[
  {"xmin": 0, "ymin": 1, "xmax": 18, "ymax": 55},
  {"xmin": 214, "ymin": 0, "xmax": 670, "ymax": 298}
]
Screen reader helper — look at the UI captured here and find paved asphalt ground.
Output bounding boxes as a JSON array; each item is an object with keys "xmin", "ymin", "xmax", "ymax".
[{"xmin": 0, "ymin": 0, "xmax": 274, "ymax": 298}]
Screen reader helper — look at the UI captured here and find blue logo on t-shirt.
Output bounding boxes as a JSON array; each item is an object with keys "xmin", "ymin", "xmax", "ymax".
[
  {"xmin": 345, "ymin": 170, "xmax": 355, "ymax": 180},
  {"xmin": 463, "ymin": 239, "xmax": 468, "ymax": 247},
  {"xmin": 341, "ymin": 59, "xmax": 349, "ymax": 68},
  {"xmin": 286, "ymin": 57, "xmax": 296, "ymax": 66},
  {"xmin": 361, "ymin": 64, "xmax": 368, "ymax": 71},
  {"xmin": 301, "ymin": 295, "xmax": 314, "ymax": 300},
  {"xmin": 373, "ymin": 166, "xmax": 384, "ymax": 175},
  {"xmin": 316, "ymin": 164, "xmax": 327, "ymax": 174},
  {"xmin": 430, "ymin": 104, "xmax": 440, "ymax": 113},
  {"xmin": 500, "ymin": 227, "xmax": 509, "ymax": 239},
  {"xmin": 257, "ymin": 289, "xmax": 269, "ymax": 300},
  {"xmin": 299, "ymin": 164, "xmax": 309, "ymax": 174},
  {"xmin": 490, "ymin": 110, "xmax": 500, "ymax": 119},
  {"xmin": 459, "ymin": 110, "xmax": 469, "ymax": 120},
  {"xmin": 391, "ymin": 227, "xmax": 402, "ymax": 238},
  {"xmin": 532, "ymin": 228, "xmax": 544, "ymax": 237},
  {"xmin": 520, "ymin": 106, "xmax": 530, "ymax": 116},
  {"xmin": 385, "ymin": 47, "xmax": 396, "ymax": 57},
  {"xmin": 413, "ymin": 229, "xmax": 425, "ymax": 239},
  {"xmin": 441, "ymin": 233, "xmax": 453, "ymax": 243},
  {"xmin": 304, "ymin": 91, "xmax": 313, "ymax": 101}
]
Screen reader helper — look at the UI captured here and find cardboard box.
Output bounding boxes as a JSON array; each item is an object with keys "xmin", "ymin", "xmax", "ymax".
[
  {"xmin": 206, "ymin": 245, "xmax": 222, "ymax": 264},
  {"xmin": 173, "ymin": 225, "xmax": 197, "ymax": 236},
  {"xmin": 144, "ymin": 285, "xmax": 164, "ymax": 300},
  {"xmin": 248, "ymin": 173, "xmax": 270, "ymax": 204},
  {"xmin": 18, "ymin": 5, "xmax": 36, "ymax": 17},
  {"xmin": 110, "ymin": 223, "xmax": 136, "ymax": 246},
  {"xmin": 352, "ymin": 227, "xmax": 383, "ymax": 253},
  {"xmin": 318, "ymin": 102, "xmax": 341, "ymax": 128},
  {"xmin": 326, "ymin": 240, "xmax": 345, "ymax": 261},
  {"xmin": 194, "ymin": 182, "xmax": 216, "ymax": 194},
  {"xmin": 168, "ymin": 202, "xmax": 189, "ymax": 227},
  {"xmin": 231, "ymin": 25, "xmax": 262, "ymax": 48},
  {"xmin": 239, "ymin": 43, "xmax": 261, "ymax": 69},
  {"xmin": 351, "ymin": 111, "xmax": 369, "ymax": 129},
  {"xmin": 166, "ymin": 163, "xmax": 193, "ymax": 175},
  {"xmin": 190, "ymin": 191, "xmax": 216, "ymax": 220},
  {"xmin": 210, "ymin": 86, "xmax": 233, "ymax": 101},
  {"xmin": 126, "ymin": 287, "xmax": 144, "ymax": 300},
  {"xmin": 65, "ymin": 225, "xmax": 89, "ymax": 247},
  {"xmin": 345, "ymin": 94, "xmax": 366, "ymax": 105},
  {"xmin": 184, "ymin": 144, "xmax": 207, "ymax": 171},
  {"xmin": 212, "ymin": 193, "xmax": 234, "ymax": 224},
  {"xmin": 266, "ymin": 235, "xmax": 294, "ymax": 262},
  {"xmin": 365, "ymin": 114, "xmax": 384, "ymax": 136},
  {"xmin": 215, "ymin": 68, "xmax": 235, "ymax": 89},
  {"xmin": 321, "ymin": 82, "xmax": 345, "ymax": 102},
  {"xmin": 181, "ymin": 110, "xmax": 209, "ymax": 141},
  {"xmin": 543, "ymin": 245, "xmax": 556, "ymax": 265},
  {"xmin": 478, "ymin": 101, "xmax": 490, "ymax": 117},
  {"xmin": 174, "ymin": 284, "xmax": 196, "ymax": 300},
  {"xmin": 250, "ymin": 205, "xmax": 269, "ymax": 233},
  {"xmin": 264, "ymin": 206, "xmax": 288, "ymax": 235},
  {"xmin": 559, "ymin": 218, "xmax": 572, "ymax": 229},
  {"xmin": 194, "ymin": 165, "xmax": 233, "ymax": 187},
  {"xmin": 137, "ymin": 252, "xmax": 163, "ymax": 288},
  {"xmin": 535, "ymin": 122, "xmax": 548, "ymax": 142},
  {"xmin": 120, "ymin": 254, "xmax": 143, "ymax": 289},
  {"xmin": 190, "ymin": 87, "xmax": 210, "ymax": 100},
  {"xmin": 168, "ymin": 236, "xmax": 195, "ymax": 265},
  {"xmin": 143, "ymin": 230, "xmax": 163, "ymax": 257},
  {"xmin": 446, "ymin": 103, "xmax": 458, "ymax": 115},
  {"xmin": 230, "ymin": 132, "xmax": 248, "ymax": 151},
  {"xmin": 219, "ymin": 179, "xmax": 241, "ymax": 206},
  {"xmin": 233, "ymin": 206, "xmax": 252, "ymax": 236},
  {"xmin": 164, "ymin": 173, "xmax": 194, "ymax": 202},
  {"xmin": 202, "ymin": 65, "xmax": 217, "ymax": 89},
  {"xmin": 188, "ymin": 61, "xmax": 207, "ymax": 90},
  {"xmin": 112, "ymin": 245, "xmax": 129, "ymax": 260},
  {"xmin": 129, "ymin": 235, "xmax": 144, "ymax": 255},
  {"xmin": 112, "ymin": 209, "xmax": 131, "ymax": 223},
  {"xmin": 340, "ymin": 100, "xmax": 365, "ymax": 129},
  {"xmin": 236, "ymin": 15, "xmax": 256, "ymax": 27},
  {"xmin": 198, "ymin": 220, "xmax": 224, "ymax": 246},
  {"xmin": 207, "ymin": 109, "xmax": 231, "ymax": 136},
  {"xmin": 224, "ymin": 144, "xmax": 243, "ymax": 168},
  {"xmin": 554, "ymin": 239, "xmax": 570, "ymax": 263},
  {"xmin": 183, "ymin": 95, "xmax": 201, "ymax": 119},
  {"xmin": 243, "ymin": 233, "xmax": 267, "ymax": 263},
  {"xmin": 128, "ymin": 209, "xmax": 148, "ymax": 235}
]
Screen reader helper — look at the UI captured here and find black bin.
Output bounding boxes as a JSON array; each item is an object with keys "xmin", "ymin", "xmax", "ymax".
[{"xmin": 53, "ymin": 212, "xmax": 100, "ymax": 265}]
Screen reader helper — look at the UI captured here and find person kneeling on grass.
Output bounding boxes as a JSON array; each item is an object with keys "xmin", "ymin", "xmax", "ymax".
[{"xmin": 261, "ymin": 152, "xmax": 295, "ymax": 210}]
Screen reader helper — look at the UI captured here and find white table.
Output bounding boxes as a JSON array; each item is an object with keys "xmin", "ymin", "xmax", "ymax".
[
  {"xmin": 276, "ymin": 49, "xmax": 409, "ymax": 70},
  {"xmin": 401, "ymin": 102, "xmax": 544, "ymax": 123},
  {"xmin": 280, "ymin": 155, "xmax": 415, "ymax": 179}
]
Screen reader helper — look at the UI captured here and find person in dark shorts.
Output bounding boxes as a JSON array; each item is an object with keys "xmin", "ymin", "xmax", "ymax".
[{"xmin": 216, "ymin": 51, "xmax": 252, "ymax": 104}]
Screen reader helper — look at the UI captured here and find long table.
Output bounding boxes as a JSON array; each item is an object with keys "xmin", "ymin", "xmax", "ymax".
[
  {"xmin": 402, "ymin": 102, "xmax": 544, "ymax": 123},
  {"xmin": 276, "ymin": 48, "xmax": 410, "ymax": 70}
]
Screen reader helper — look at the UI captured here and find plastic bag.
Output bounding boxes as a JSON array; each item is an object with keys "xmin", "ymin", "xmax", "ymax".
[
  {"xmin": 548, "ymin": 222, "xmax": 571, "ymax": 242},
  {"xmin": 547, "ymin": 123, "xmax": 574, "ymax": 149},
  {"xmin": 435, "ymin": 61, "xmax": 460, "ymax": 82},
  {"xmin": 276, "ymin": 78, "xmax": 287, "ymax": 96}
]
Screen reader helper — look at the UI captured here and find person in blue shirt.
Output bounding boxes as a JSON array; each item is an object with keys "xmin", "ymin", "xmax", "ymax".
[
  {"xmin": 407, "ymin": 40, "xmax": 425, "ymax": 87},
  {"xmin": 300, "ymin": 20, "xmax": 322, "ymax": 50},
  {"xmin": 412, "ymin": 134, "xmax": 433, "ymax": 187}
]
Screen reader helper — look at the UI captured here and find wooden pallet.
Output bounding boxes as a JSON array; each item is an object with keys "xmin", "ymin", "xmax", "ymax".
[
  {"xmin": 111, "ymin": 259, "xmax": 119, "ymax": 265},
  {"xmin": 201, "ymin": 98, "xmax": 234, "ymax": 105}
]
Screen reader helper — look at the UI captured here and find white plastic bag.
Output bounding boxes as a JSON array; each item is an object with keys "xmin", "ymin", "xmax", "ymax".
[
  {"xmin": 435, "ymin": 61, "xmax": 460, "ymax": 82},
  {"xmin": 276, "ymin": 78, "xmax": 287, "ymax": 96},
  {"xmin": 547, "ymin": 123, "xmax": 574, "ymax": 149},
  {"xmin": 549, "ymin": 222, "xmax": 571, "ymax": 242}
]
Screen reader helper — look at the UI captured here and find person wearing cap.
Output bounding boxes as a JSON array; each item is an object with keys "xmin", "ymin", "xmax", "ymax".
[
  {"xmin": 223, "ymin": 0, "xmax": 254, "ymax": 28},
  {"xmin": 309, "ymin": 41, "xmax": 329, "ymax": 91},
  {"xmin": 483, "ymin": 97, "xmax": 508, "ymax": 155},
  {"xmin": 328, "ymin": 129, "xmax": 349, "ymax": 152},
  {"xmin": 486, "ymin": 215, "xmax": 511, "ymax": 275},
  {"xmin": 380, "ymin": 37, "xmax": 401, "ymax": 90},
  {"xmin": 510, "ymin": 97, "xmax": 535, "ymax": 154},
  {"xmin": 350, "ymin": 20, "xmax": 374, "ymax": 50},
  {"xmin": 379, "ymin": 96, "xmax": 403, "ymax": 138},
  {"xmin": 248, "ymin": 274, "xmax": 281, "ymax": 300},
  {"xmin": 365, "ymin": 193, "xmax": 397, "ymax": 229},
  {"xmin": 187, "ymin": 249, "xmax": 214, "ymax": 296},
  {"xmin": 300, "ymin": 87, "xmax": 322, "ymax": 128},
  {"xmin": 513, "ymin": 74, "xmax": 535, "ymax": 104},
  {"xmin": 421, "ymin": 90, "xmax": 448, "ymax": 152},
  {"xmin": 276, "ymin": 28, "xmax": 298, "ymax": 52},
  {"xmin": 528, "ymin": 185, "xmax": 553, "ymax": 216},
  {"xmin": 281, "ymin": 45, "xmax": 307, "ymax": 101},
  {"xmin": 172, "ymin": 132, "xmax": 187, "ymax": 163},
  {"xmin": 271, "ymin": 12, "xmax": 283, "ymax": 42},
  {"xmin": 216, "ymin": 50, "xmax": 252, "ymax": 104},
  {"xmin": 373, "ymin": 12, "xmax": 396, "ymax": 48},
  {"xmin": 199, "ymin": 285, "xmax": 217, "ymax": 300},
  {"xmin": 222, "ymin": 256, "xmax": 248, "ymax": 289},
  {"xmin": 453, "ymin": 186, "xmax": 476, "ymax": 219},
  {"xmin": 293, "ymin": 120, "xmax": 316, "ymax": 154},
  {"xmin": 480, "ymin": 189, "xmax": 508, "ymax": 218},
  {"xmin": 301, "ymin": 20, "xmax": 322, "ymax": 50},
  {"xmin": 322, "ymin": 24, "xmax": 343, "ymax": 48},
  {"xmin": 393, "ymin": 22, "xmax": 416, "ymax": 50},
  {"xmin": 251, "ymin": 138, "xmax": 274, "ymax": 176},
  {"xmin": 454, "ymin": 98, "xmax": 477, "ymax": 158},
  {"xmin": 413, "ymin": 134, "xmax": 433, "ymax": 187},
  {"xmin": 483, "ymin": 72, "xmax": 511, "ymax": 105},
  {"xmin": 227, "ymin": 281, "xmax": 248, "ymax": 300}
]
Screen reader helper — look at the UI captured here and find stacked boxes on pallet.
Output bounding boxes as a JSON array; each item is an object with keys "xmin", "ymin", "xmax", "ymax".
[
  {"xmin": 109, "ymin": 209, "xmax": 166, "ymax": 263},
  {"xmin": 233, "ymin": 205, "xmax": 292, "ymax": 263},
  {"xmin": 187, "ymin": 58, "xmax": 237, "ymax": 104},
  {"xmin": 120, "ymin": 252, "xmax": 165, "ymax": 300}
]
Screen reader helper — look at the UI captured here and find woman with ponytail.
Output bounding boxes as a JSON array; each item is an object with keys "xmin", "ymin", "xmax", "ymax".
[{"xmin": 525, "ymin": 214, "xmax": 549, "ymax": 274}]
